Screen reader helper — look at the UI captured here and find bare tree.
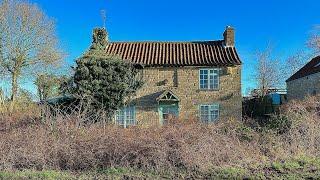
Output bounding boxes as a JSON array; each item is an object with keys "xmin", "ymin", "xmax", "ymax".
[
  {"xmin": 34, "ymin": 73, "xmax": 68, "ymax": 102},
  {"xmin": 255, "ymin": 46, "xmax": 281, "ymax": 97},
  {"xmin": 0, "ymin": 0, "xmax": 63, "ymax": 103},
  {"xmin": 308, "ymin": 25, "xmax": 320, "ymax": 53},
  {"xmin": 284, "ymin": 50, "xmax": 309, "ymax": 80},
  {"xmin": 0, "ymin": 88, "xmax": 4, "ymax": 105}
]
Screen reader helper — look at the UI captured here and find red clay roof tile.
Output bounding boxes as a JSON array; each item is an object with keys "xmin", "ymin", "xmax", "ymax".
[{"xmin": 105, "ymin": 41, "xmax": 241, "ymax": 67}]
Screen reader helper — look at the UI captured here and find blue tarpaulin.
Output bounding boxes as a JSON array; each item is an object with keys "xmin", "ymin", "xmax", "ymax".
[{"xmin": 268, "ymin": 93, "xmax": 281, "ymax": 105}]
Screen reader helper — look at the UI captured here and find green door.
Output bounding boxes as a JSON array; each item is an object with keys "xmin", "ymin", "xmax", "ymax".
[{"xmin": 159, "ymin": 102, "xmax": 179, "ymax": 125}]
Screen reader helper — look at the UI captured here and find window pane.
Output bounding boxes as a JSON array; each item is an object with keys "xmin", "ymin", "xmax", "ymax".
[
  {"xmin": 201, "ymin": 115, "xmax": 208, "ymax": 123},
  {"xmin": 209, "ymin": 78, "xmax": 214, "ymax": 89},
  {"xmin": 200, "ymin": 78, "xmax": 208, "ymax": 89},
  {"xmin": 203, "ymin": 106, "xmax": 209, "ymax": 114},
  {"xmin": 126, "ymin": 106, "xmax": 136, "ymax": 126},
  {"xmin": 210, "ymin": 110, "xmax": 218, "ymax": 122},
  {"xmin": 214, "ymin": 73, "xmax": 219, "ymax": 89},
  {"xmin": 200, "ymin": 80, "xmax": 204, "ymax": 89},
  {"xmin": 214, "ymin": 82, "xmax": 218, "ymax": 89},
  {"xmin": 200, "ymin": 105, "xmax": 209, "ymax": 123},
  {"xmin": 200, "ymin": 69, "xmax": 208, "ymax": 90},
  {"xmin": 210, "ymin": 105, "xmax": 219, "ymax": 122},
  {"xmin": 203, "ymin": 79, "xmax": 208, "ymax": 89},
  {"xmin": 116, "ymin": 110, "xmax": 125, "ymax": 125},
  {"xmin": 200, "ymin": 106, "xmax": 205, "ymax": 112}
]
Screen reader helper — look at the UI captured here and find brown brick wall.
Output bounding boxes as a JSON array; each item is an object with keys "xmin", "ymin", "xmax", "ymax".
[{"xmin": 132, "ymin": 65, "xmax": 242, "ymax": 126}]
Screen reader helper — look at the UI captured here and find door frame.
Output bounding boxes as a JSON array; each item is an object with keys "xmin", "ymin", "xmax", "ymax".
[{"xmin": 158, "ymin": 102, "xmax": 179, "ymax": 125}]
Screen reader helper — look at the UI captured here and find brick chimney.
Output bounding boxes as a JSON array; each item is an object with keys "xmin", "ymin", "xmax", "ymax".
[
  {"xmin": 90, "ymin": 28, "xmax": 108, "ymax": 50},
  {"xmin": 223, "ymin": 26, "xmax": 235, "ymax": 47}
]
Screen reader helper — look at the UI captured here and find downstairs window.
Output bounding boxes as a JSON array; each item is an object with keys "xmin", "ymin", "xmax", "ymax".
[
  {"xmin": 115, "ymin": 106, "xmax": 136, "ymax": 128},
  {"xmin": 199, "ymin": 104, "xmax": 219, "ymax": 123}
]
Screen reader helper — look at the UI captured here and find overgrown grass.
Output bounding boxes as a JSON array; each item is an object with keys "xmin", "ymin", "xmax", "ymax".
[
  {"xmin": 0, "ymin": 170, "xmax": 73, "ymax": 180},
  {"xmin": 0, "ymin": 96, "xmax": 319, "ymax": 179},
  {"xmin": 1, "ymin": 158, "xmax": 320, "ymax": 180}
]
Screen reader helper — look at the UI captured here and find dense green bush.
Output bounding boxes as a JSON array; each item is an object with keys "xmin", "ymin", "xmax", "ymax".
[{"xmin": 73, "ymin": 51, "xmax": 143, "ymax": 120}]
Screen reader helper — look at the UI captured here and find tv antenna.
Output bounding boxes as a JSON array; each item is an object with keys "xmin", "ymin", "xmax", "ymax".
[{"xmin": 100, "ymin": 9, "xmax": 106, "ymax": 29}]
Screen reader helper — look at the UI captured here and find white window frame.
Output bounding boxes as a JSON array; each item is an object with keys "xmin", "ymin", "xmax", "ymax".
[
  {"xmin": 199, "ymin": 68, "xmax": 219, "ymax": 90},
  {"xmin": 199, "ymin": 104, "xmax": 219, "ymax": 123},
  {"xmin": 115, "ymin": 106, "xmax": 136, "ymax": 128}
]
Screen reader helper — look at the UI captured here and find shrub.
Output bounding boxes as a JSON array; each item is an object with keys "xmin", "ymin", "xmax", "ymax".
[
  {"xmin": 68, "ymin": 28, "xmax": 144, "ymax": 121},
  {"xmin": 267, "ymin": 115, "xmax": 292, "ymax": 134},
  {"xmin": 236, "ymin": 124, "xmax": 255, "ymax": 142},
  {"xmin": 0, "ymin": 96, "xmax": 319, "ymax": 178},
  {"xmin": 73, "ymin": 52, "xmax": 143, "ymax": 121},
  {"xmin": 0, "ymin": 116, "xmax": 264, "ymax": 172}
]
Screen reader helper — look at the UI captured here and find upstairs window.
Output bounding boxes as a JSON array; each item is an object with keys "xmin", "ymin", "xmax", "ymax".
[
  {"xmin": 199, "ymin": 104, "xmax": 219, "ymax": 123},
  {"xmin": 199, "ymin": 69, "xmax": 219, "ymax": 90},
  {"xmin": 115, "ymin": 106, "xmax": 136, "ymax": 128}
]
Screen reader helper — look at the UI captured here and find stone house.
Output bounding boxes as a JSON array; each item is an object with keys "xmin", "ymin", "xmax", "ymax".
[
  {"xmin": 286, "ymin": 56, "xmax": 320, "ymax": 100},
  {"xmin": 89, "ymin": 26, "xmax": 242, "ymax": 127}
]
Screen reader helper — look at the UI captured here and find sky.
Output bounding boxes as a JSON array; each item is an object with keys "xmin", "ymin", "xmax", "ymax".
[{"xmin": 2, "ymin": 0, "xmax": 320, "ymax": 96}]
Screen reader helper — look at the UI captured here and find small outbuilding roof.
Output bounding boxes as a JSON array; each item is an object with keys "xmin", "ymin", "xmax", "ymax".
[{"xmin": 286, "ymin": 56, "xmax": 320, "ymax": 82}]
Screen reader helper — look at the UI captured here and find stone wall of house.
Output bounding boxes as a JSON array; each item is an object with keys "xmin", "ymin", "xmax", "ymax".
[
  {"xmin": 287, "ymin": 72, "xmax": 320, "ymax": 100},
  {"xmin": 132, "ymin": 65, "xmax": 242, "ymax": 126}
]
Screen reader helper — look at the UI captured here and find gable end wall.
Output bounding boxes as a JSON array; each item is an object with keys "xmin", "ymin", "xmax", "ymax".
[{"xmin": 287, "ymin": 72, "xmax": 320, "ymax": 100}]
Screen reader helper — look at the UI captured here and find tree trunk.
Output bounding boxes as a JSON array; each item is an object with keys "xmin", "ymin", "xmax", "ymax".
[{"xmin": 10, "ymin": 71, "xmax": 18, "ymax": 103}]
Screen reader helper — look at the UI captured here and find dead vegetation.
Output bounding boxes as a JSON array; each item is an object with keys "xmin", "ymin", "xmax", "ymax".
[{"xmin": 0, "ymin": 96, "xmax": 319, "ymax": 178}]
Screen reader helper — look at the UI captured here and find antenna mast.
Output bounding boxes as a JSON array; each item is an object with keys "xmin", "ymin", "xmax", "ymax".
[{"xmin": 100, "ymin": 10, "xmax": 106, "ymax": 29}]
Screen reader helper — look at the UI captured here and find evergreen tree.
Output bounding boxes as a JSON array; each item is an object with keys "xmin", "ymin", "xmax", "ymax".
[{"xmin": 73, "ymin": 34, "xmax": 143, "ymax": 120}]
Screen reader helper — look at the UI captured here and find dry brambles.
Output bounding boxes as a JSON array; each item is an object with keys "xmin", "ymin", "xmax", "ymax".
[{"xmin": 0, "ymin": 96, "xmax": 319, "ymax": 177}]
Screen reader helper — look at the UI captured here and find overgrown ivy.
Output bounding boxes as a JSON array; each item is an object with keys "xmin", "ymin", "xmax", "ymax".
[{"xmin": 73, "ymin": 49, "xmax": 143, "ymax": 121}]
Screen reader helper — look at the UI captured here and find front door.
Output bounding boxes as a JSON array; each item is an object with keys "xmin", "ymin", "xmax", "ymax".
[{"xmin": 159, "ymin": 103, "xmax": 179, "ymax": 125}]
